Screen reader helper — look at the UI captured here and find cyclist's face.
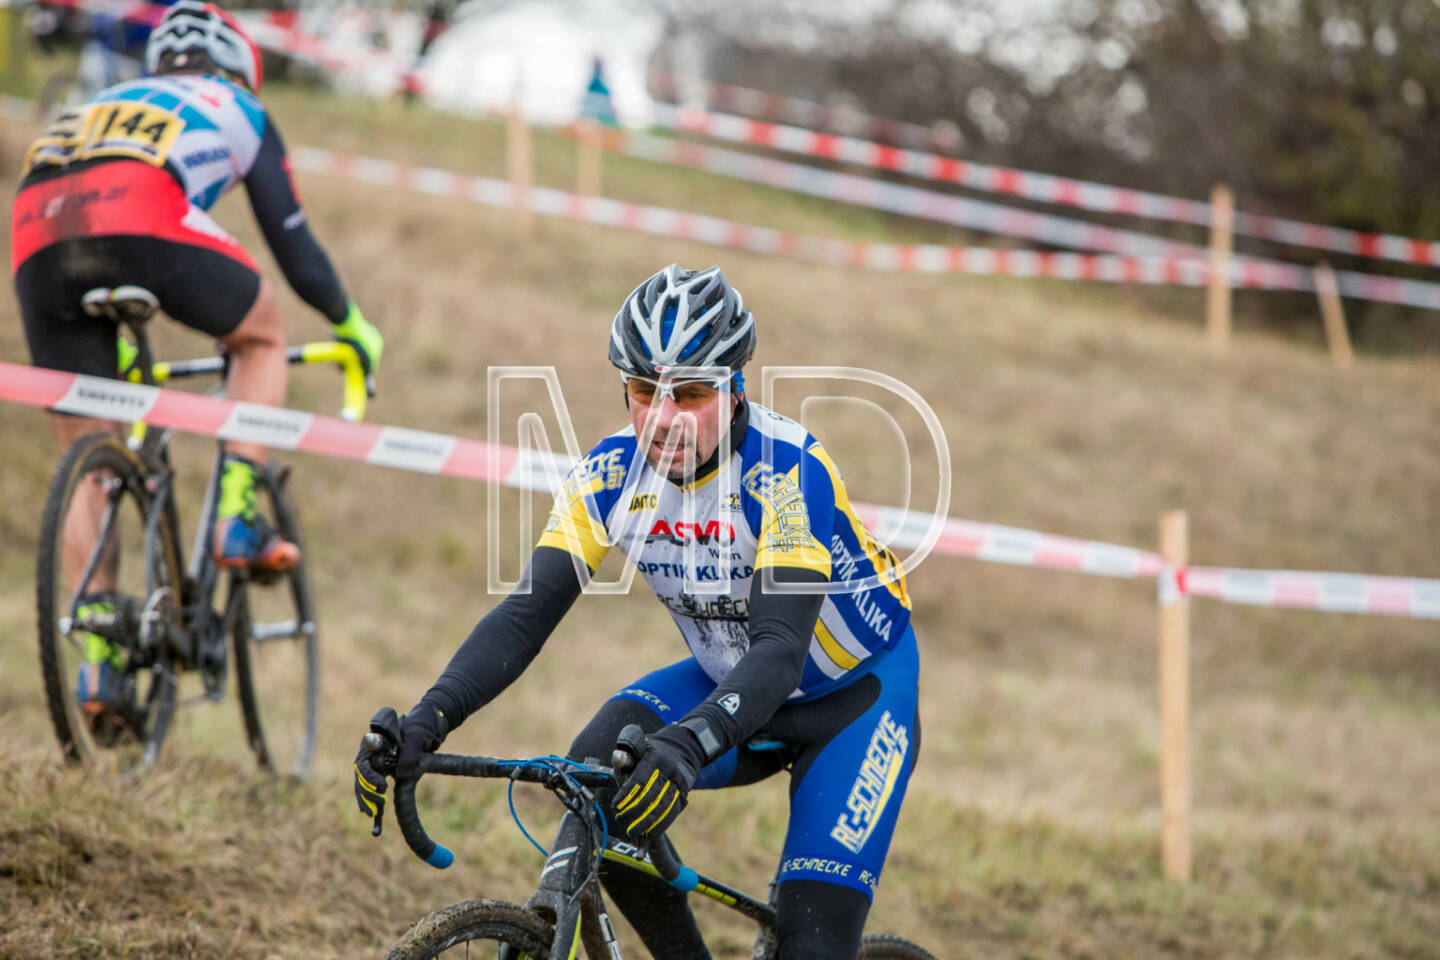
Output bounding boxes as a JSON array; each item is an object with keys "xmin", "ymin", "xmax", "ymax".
[{"xmin": 626, "ymin": 378, "xmax": 737, "ymax": 479}]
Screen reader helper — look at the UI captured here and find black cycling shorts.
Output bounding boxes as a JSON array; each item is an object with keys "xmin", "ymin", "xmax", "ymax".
[{"xmin": 14, "ymin": 233, "xmax": 260, "ymax": 379}]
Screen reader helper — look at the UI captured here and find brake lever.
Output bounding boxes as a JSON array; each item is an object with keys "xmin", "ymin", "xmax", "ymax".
[
  {"xmin": 612, "ymin": 723, "xmax": 646, "ymax": 775},
  {"xmin": 364, "ymin": 707, "xmax": 403, "ymax": 837},
  {"xmin": 606, "ymin": 724, "xmax": 687, "ymax": 886}
]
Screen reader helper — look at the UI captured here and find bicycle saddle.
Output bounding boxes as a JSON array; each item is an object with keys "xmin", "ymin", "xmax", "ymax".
[{"xmin": 82, "ymin": 285, "xmax": 160, "ymax": 325}]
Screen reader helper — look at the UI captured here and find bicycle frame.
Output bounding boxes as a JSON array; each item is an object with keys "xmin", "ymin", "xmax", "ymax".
[
  {"xmin": 531, "ymin": 815, "xmax": 785, "ymax": 959},
  {"xmin": 71, "ymin": 315, "xmax": 365, "ymax": 676}
]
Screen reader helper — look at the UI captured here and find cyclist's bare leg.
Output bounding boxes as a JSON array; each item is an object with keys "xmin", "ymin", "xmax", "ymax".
[
  {"xmin": 211, "ymin": 277, "xmax": 300, "ymax": 569},
  {"xmin": 216, "ymin": 276, "xmax": 285, "ymax": 464},
  {"xmin": 50, "ymin": 413, "xmax": 125, "ymax": 596}
]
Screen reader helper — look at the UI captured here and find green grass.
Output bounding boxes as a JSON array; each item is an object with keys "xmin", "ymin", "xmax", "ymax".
[{"xmin": 2, "ymin": 64, "xmax": 1439, "ymax": 958}]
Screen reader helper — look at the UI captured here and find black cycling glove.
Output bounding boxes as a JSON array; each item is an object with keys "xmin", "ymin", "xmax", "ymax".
[
  {"xmin": 353, "ymin": 701, "xmax": 448, "ymax": 830},
  {"xmin": 397, "ymin": 700, "xmax": 448, "ymax": 782},
  {"xmin": 353, "ymin": 748, "xmax": 387, "ymax": 824},
  {"xmin": 612, "ymin": 724, "xmax": 707, "ymax": 841}
]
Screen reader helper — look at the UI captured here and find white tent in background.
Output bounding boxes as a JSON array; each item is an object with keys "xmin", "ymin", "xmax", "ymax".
[{"xmin": 416, "ymin": 0, "xmax": 662, "ymax": 127}]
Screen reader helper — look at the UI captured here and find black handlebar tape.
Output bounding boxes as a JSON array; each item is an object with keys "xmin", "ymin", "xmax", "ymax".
[
  {"xmin": 387, "ymin": 754, "xmax": 621, "ymax": 871},
  {"xmin": 650, "ymin": 837, "xmax": 684, "ymax": 883},
  {"xmin": 392, "ymin": 777, "xmax": 453, "ymax": 869}
]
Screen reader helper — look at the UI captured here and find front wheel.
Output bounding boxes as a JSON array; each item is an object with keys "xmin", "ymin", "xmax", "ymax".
[
  {"xmin": 384, "ymin": 899, "xmax": 556, "ymax": 959},
  {"xmin": 233, "ymin": 464, "xmax": 319, "ymax": 776},
  {"xmin": 860, "ymin": 933, "xmax": 938, "ymax": 959}
]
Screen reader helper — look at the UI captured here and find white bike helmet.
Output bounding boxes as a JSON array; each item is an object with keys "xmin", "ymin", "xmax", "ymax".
[
  {"xmin": 609, "ymin": 264, "xmax": 757, "ymax": 378},
  {"xmin": 146, "ymin": 1, "xmax": 264, "ymax": 94}
]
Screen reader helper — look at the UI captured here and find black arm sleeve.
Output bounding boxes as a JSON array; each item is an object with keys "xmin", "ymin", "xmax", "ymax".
[
  {"xmin": 243, "ymin": 121, "xmax": 350, "ymax": 323},
  {"xmin": 681, "ymin": 566, "xmax": 827, "ymax": 756},
  {"xmin": 417, "ymin": 546, "xmax": 587, "ymax": 733}
]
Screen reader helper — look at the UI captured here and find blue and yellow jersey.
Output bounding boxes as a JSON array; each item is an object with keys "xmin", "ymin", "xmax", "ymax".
[{"xmin": 538, "ymin": 402, "xmax": 911, "ymax": 699}]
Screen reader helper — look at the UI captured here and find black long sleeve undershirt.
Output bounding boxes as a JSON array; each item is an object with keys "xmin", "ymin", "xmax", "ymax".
[
  {"xmin": 244, "ymin": 122, "xmax": 350, "ymax": 324},
  {"xmin": 680, "ymin": 566, "xmax": 827, "ymax": 758},
  {"xmin": 419, "ymin": 550, "xmax": 828, "ymax": 758}
]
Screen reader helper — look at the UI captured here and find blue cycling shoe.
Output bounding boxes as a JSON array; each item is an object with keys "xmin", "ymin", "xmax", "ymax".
[
  {"xmin": 214, "ymin": 514, "xmax": 300, "ymax": 571},
  {"xmin": 76, "ymin": 659, "xmax": 124, "ymax": 713},
  {"xmin": 74, "ymin": 596, "xmax": 135, "ymax": 745},
  {"xmin": 76, "ymin": 659, "xmax": 133, "ymax": 745}
]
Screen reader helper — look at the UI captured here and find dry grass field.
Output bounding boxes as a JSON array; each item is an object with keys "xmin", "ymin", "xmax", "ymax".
[{"xmin": 1, "ymin": 81, "xmax": 1439, "ymax": 958}]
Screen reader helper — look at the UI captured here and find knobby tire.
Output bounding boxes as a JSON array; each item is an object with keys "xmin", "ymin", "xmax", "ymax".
[
  {"xmin": 384, "ymin": 899, "xmax": 556, "ymax": 959},
  {"xmin": 233, "ymin": 467, "xmax": 318, "ymax": 775},
  {"xmin": 859, "ymin": 933, "xmax": 938, "ymax": 959}
]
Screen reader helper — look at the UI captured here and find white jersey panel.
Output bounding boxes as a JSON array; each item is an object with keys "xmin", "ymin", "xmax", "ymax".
[{"xmin": 91, "ymin": 74, "xmax": 267, "ymax": 210}]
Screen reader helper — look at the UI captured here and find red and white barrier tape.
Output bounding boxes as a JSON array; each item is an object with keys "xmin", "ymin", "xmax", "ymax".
[
  {"xmin": 4, "ymin": 83, "xmax": 1436, "ymax": 307},
  {"xmin": 1184, "ymin": 565, "xmax": 1440, "ymax": 620},
  {"xmin": 647, "ymin": 70, "xmax": 961, "ymax": 157},
  {"xmin": 31, "ymin": 0, "xmax": 1440, "ymax": 270},
  {"xmin": 591, "ymin": 127, "xmax": 1207, "ymax": 261},
  {"xmin": 649, "ymin": 100, "xmax": 1440, "ymax": 270},
  {"xmin": 0, "ymin": 361, "xmax": 1160, "ymax": 579},
  {"xmin": 0, "ymin": 361, "xmax": 521, "ymax": 481},
  {"xmin": 282, "ymin": 145, "xmax": 1264, "ymax": 286},
  {"xmin": 289, "ymin": 145, "xmax": 1440, "ymax": 309},
  {"xmin": 3, "ymin": 361, "xmax": 1437, "ymax": 619},
  {"xmin": 25, "ymin": 0, "xmax": 413, "ymax": 75},
  {"xmin": 28, "ymin": 0, "xmax": 165, "ymax": 26},
  {"xmin": 583, "ymin": 129, "xmax": 1440, "ymax": 308},
  {"xmin": 0, "ymin": 95, "xmax": 1313, "ymax": 290},
  {"xmin": 856, "ymin": 504, "xmax": 1165, "ymax": 580}
]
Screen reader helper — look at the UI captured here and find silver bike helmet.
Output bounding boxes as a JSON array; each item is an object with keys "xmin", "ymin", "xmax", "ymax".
[
  {"xmin": 145, "ymin": 1, "xmax": 264, "ymax": 94},
  {"xmin": 608, "ymin": 264, "xmax": 756, "ymax": 378}
]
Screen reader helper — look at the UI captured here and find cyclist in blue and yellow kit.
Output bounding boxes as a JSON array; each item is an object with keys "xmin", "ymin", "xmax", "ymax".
[
  {"xmin": 356, "ymin": 264, "xmax": 921, "ymax": 959},
  {"xmin": 11, "ymin": 2, "xmax": 383, "ymax": 732}
]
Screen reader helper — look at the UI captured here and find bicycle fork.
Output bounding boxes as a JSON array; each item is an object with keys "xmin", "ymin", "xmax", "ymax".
[{"xmin": 517, "ymin": 812, "xmax": 623, "ymax": 960}]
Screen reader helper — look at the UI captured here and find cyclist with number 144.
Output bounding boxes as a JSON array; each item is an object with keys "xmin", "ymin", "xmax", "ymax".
[
  {"xmin": 10, "ymin": 2, "xmax": 384, "ymax": 734},
  {"xmin": 356, "ymin": 264, "xmax": 922, "ymax": 959}
]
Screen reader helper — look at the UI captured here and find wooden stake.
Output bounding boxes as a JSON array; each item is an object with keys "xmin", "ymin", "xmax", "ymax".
[
  {"xmin": 1158, "ymin": 510, "xmax": 1192, "ymax": 882},
  {"xmin": 506, "ymin": 105, "xmax": 533, "ymax": 235},
  {"xmin": 1206, "ymin": 184, "xmax": 1234, "ymax": 351},
  {"xmin": 576, "ymin": 120, "xmax": 602, "ymax": 197},
  {"xmin": 1313, "ymin": 261, "xmax": 1354, "ymax": 370}
]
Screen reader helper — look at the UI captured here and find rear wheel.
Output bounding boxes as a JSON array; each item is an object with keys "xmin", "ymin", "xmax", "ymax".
[
  {"xmin": 36, "ymin": 432, "xmax": 183, "ymax": 768},
  {"xmin": 233, "ymin": 464, "xmax": 318, "ymax": 775},
  {"xmin": 384, "ymin": 900, "xmax": 555, "ymax": 959},
  {"xmin": 859, "ymin": 933, "xmax": 938, "ymax": 959}
]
